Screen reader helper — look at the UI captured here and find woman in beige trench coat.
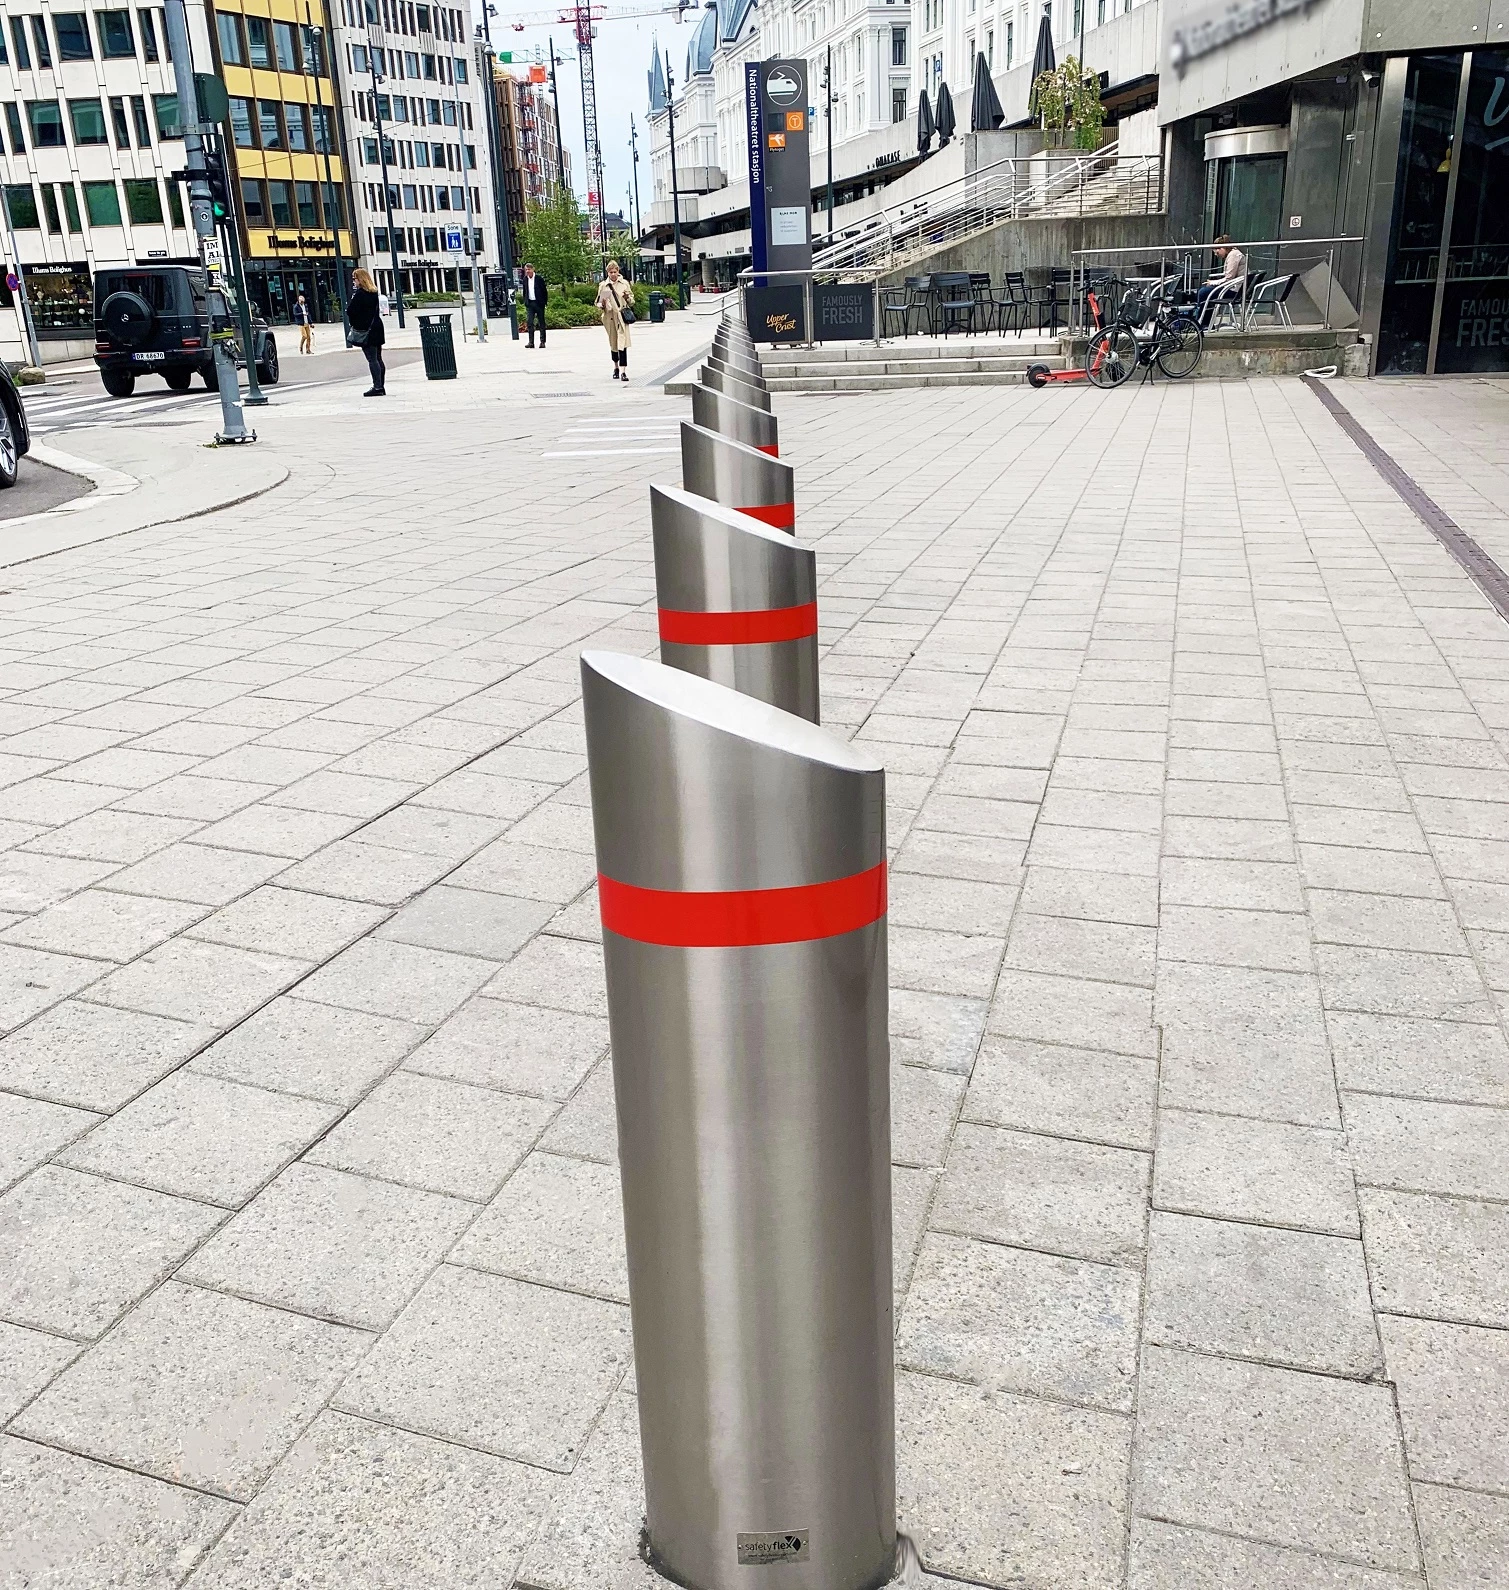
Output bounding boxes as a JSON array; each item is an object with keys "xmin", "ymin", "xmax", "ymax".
[{"xmin": 597, "ymin": 260, "xmax": 634, "ymax": 382}]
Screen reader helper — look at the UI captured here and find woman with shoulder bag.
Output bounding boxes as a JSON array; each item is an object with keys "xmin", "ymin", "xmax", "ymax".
[
  {"xmin": 346, "ymin": 267, "xmax": 386, "ymax": 397},
  {"xmin": 596, "ymin": 260, "xmax": 635, "ymax": 382}
]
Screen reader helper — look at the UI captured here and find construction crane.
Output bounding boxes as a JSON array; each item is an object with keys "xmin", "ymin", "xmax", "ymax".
[{"xmin": 488, "ymin": 0, "xmax": 699, "ymax": 249}]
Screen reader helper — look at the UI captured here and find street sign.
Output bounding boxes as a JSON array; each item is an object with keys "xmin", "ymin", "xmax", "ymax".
[{"xmin": 444, "ymin": 226, "xmax": 464, "ymax": 253}]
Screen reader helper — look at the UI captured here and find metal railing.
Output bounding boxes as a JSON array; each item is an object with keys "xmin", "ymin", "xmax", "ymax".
[
  {"xmin": 810, "ymin": 141, "xmax": 1163, "ymax": 275},
  {"xmin": 1067, "ymin": 237, "xmax": 1366, "ymax": 336}
]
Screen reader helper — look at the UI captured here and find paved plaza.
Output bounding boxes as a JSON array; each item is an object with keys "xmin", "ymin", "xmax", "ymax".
[{"xmin": 1, "ymin": 326, "xmax": 1508, "ymax": 1589}]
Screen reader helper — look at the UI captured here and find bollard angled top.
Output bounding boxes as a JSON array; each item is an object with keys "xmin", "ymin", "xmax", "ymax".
[{"xmin": 581, "ymin": 651, "xmax": 883, "ymax": 893}]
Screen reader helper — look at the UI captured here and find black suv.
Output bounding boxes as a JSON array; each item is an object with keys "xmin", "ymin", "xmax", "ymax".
[
  {"xmin": 0, "ymin": 363, "xmax": 31, "ymax": 488},
  {"xmin": 94, "ymin": 264, "xmax": 279, "ymax": 398}
]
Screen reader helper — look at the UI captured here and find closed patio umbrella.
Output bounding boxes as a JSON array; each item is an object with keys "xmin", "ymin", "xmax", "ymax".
[
  {"xmin": 916, "ymin": 88, "xmax": 934, "ymax": 154},
  {"xmin": 935, "ymin": 81, "xmax": 956, "ymax": 146},
  {"xmin": 970, "ymin": 50, "xmax": 1004, "ymax": 131},
  {"xmin": 1028, "ymin": 11, "xmax": 1056, "ymax": 117}
]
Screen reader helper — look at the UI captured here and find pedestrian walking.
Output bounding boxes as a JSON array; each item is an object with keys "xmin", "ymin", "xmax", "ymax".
[
  {"xmin": 346, "ymin": 267, "xmax": 386, "ymax": 397},
  {"xmin": 294, "ymin": 292, "xmax": 313, "ymax": 354},
  {"xmin": 597, "ymin": 260, "xmax": 634, "ymax": 382},
  {"xmin": 521, "ymin": 264, "xmax": 548, "ymax": 348}
]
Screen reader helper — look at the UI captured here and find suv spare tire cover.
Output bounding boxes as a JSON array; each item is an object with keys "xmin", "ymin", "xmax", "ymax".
[{"xmin": 100, "ymin": 290, "xmax": 156, "ymax": 348}]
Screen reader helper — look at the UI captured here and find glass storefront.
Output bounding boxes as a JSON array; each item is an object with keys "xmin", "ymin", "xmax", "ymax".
[
  {"xmin": 244, "ymin": 262, "xmax": 347, "ymax": 324},
  {"xmin": 1378, "ymin": 50, "xmax": 1509, "ymax": 375}
]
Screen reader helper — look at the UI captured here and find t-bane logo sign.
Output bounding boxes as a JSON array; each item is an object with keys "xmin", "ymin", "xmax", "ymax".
[{"xmin": 1168, "ymin": 0, "xmax": 1326, "ymax": 75}]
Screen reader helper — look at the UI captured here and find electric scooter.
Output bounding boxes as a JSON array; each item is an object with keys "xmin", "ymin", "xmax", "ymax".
[{"xmin": 1026, "ymin": 291, "xmax": 1103, "ymax": 388}]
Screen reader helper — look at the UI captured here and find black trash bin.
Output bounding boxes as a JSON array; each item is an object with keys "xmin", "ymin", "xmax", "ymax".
[
  {"xmin": 648, "ymin": 290, "xmax": 666, "ymax": 324},
  {"xmin": 419, "ymin": 314, "xmax": 457, "ymax": 380}
]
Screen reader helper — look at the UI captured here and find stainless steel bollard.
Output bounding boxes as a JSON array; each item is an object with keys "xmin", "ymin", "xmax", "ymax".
[
  {"xmin": 700, "ymin": 364, "xmax": 772, "ymax": 410},
  {"xmin": 713, "ymin": 328, "xmax": 759, "ymax": 367},
  {"xmin": 691, "ymin": 382, "xmax": 780, "ymax": 456},
  {"xmin": 651, "ymin": 483, "xmax": 817, "ymax": 720},
  {"xmin": 682, "ymin": 420, "xmax": 795, "ymax": 531},
  {"xmin": 581, "ymin": 650, "xmax": 894, "ymax": 1590},
  {"xmin": 709, "ymin": 349, "xmax": 766, "ymax": 383}
]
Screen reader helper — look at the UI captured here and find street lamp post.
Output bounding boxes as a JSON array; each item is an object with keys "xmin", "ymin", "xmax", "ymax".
[
  {"xmin": 0, "ymin": 198, "xmax": 42, "ymax": 369},
  {"xmin": 477, "ymin": 35, "xmax": 520, "ymax": 338},
  {"xmin": 630, "ymin": 114, "xmax": 643, "ymax": 242},
  {"xmin": 309, "ymin": 0, "xmax": 349, "ymax": 319},
  {"xmin": 548, "ymin": 37, "xmax": 567, "ymax": 194},
  {"xmin": 367, "ymin": 45, "xmax": 406, "ymax": 327},
  {"xmin": 824, "ymin": 43, "xmax": 834, "ymax": 241},
  {"xmin": 665, "ymin": 51, "xmax": 685, "ymax": 308}
]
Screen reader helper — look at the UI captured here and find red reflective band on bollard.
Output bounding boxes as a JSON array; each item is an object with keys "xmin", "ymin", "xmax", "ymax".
[
  {"xmin": 598, "ymin": 862, "xmax": 887, "ymax": 947},
  {"xmin": 740, "ymin": 501, "xmax": 796, "ymax": 530},
  {"xmin": 658, "ymin": 600, "xmax": 818, "ymax": 646},
  {"xmin": 758, "ymin": 444, "xmax": 779, "ymax": 456}
]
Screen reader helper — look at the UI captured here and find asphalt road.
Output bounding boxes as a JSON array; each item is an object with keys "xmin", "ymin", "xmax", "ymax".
[{"xmin": 0, "ymin": 457, "xmax": 91, "ymax": 521}]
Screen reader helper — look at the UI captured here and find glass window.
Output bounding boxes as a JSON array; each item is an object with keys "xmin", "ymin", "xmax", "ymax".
[
  {"xmin": 240, "ymin": 178, "xmax": 267, "ymax": 224},
  {"xmin": 274, "ymin": 20, "xmax": 299, "ymax": 70},
  {"xmin": 312, "ymin": 104, "xmax": 333, "ymax": 151},
  {"xmin": 139, "ymin": 8, "xmax": 158, "ymax": 60},
  {"xmin": 426, "ymin": 97, "xmax": 440, "ymax": 123},
  {"xmin": 4, "ymin": 184, "xmax": 39, "ymax": 230},
  {"xmin": 109, "ymin": 95, "xmax": 130, "ymax": 147},
  {"xmin": 123, "ymin": 177, "xmax": 163, "ymax": 223},
  {"xmin": 229, "ymin": 96, "xmax": 254, "ymax": 145},
  {"xmin": 258, "ymin": 100, "xmax": 284, "ymax": 147},
  {"xmin": 892, "ymin": 25, "xmax": 905, "ymax": 64},
  {"xmin": 9, "ymin": 20, "xmax": 31, "ymax": 71},
  {"xmin": 285, "ymin": 102, "xmax": 310, "ymax": 150},
  {"xmin": 69, "ymin": 97, "xmax": 108, "ymax": 144},
  {"xmin": 322, "ymin": 182, "xmax": 345, "ymax": 227},
  {"xmin": 0, "ymin": 29, "xmax": 7, "ymax": 64},
  {"xmin": 435, "ymin": 185, "xmax": 449, "ymax": 209},
  {"xmin": 61, "ymin": 182, "xmax": 80, "ymax": 229},
  {"xmin": 130, "ymin": 94, "xmax": 150, "ymax": 145},
  {"xmin": 216, "ymin": 12, "xmax": 243, "ymax": 64},
  {"xmin": 295, "ymin": 180, "xmax": 319, "ymax": 225},
  {"xmin": 432, "ymin": 140, "xmax": 445, "ymax": 164},
  {"xmin": 423, "ymin": 53, "xmax": 436, "ymax": 78},
  {"xmin": 464, "ymin": 143, "xmax": 475, "ymax": 169},
  {"xmin": 153, "ymin": 93, "xmax": 181, "ymax": 138},
  {"xmin": 40, "ymin": 182, "xmax": 62, "ymax": 233},
  {"xmin": 451, "ymin": 184, "xmax": 464, "ymax": 209},
  {"xmin": 393, "ymin": 97, "xmax": 409, "ymax": 122},
  {"xmin": 166, "ymin": 179, "xmax": 183, "ymax": 227},
  {"xmin": 402, "ymin": 183, "xmax": 417, "ymax": 208},
  {"xmin": 376, "ymin": 93, "xmax": 391, "ymax": 121},
  {"xmin": 414, "ymin": 140, "xmax": 430, "ymax": 166},
  {"xmin": 442, "ymin": 100, "xmax": 455, "ymax": 125},
  {"xmin": 267, "ymin": 179, "xmax": 293, "ymax": 226},
  {"xmin": 83, "ymin": 180, "xmax": 123, "ymax": 226},
  {"xmin": 31, "ymin": 17, "xmax": 54, "ymax": 67},
  {"xmin": 26, "ymin": 101, "xmax": 65, "ymax": 148},
  {"xmin": 98, "ymin": 10, "xmax": 134, "ymax": 56},
  {"xmin": 374, "ymin": 225, "xmax": 389, "ymax": 251},
  {"xmin": 300, "ymin": 24, "xmax": 323, "ymax": 74},
  {"xmin": 4, "ymin": 103, "xmax": 25, "ymax": 154},
  {"xmin": 362, "ymin": 135, "xmax": 378, "ymax": 162},
  {"xmin": 352, "ymin": 42, "xmax": 368, "ymax": 72},
  {"xmin": 454, "ymin": 55, "xmax": 466, "ymax": 83},
  {"xmin": 404, "ymin": 50, "xmax": 419, "ymax": 75},
  {"xmin": 246, "ymin": 15, "xmax": 271, "ymax": 67},
  {"xmin": 417, "ymin": 4, "xmax": 431, "ymax": 29}
]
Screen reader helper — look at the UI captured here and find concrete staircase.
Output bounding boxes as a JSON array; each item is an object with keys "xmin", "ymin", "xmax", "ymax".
[{"xmin": 755, "ymin": 339, "xmax": 1065, "ymax": 392}]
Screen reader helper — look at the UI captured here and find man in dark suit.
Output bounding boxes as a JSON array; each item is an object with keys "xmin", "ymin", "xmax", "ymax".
[{"xmin": 521, "ymin": 264, "xmax": 548, "ymax": 348}]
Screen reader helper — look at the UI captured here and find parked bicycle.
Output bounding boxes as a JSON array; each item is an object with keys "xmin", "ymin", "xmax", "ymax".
[{"xmin": 1085, "ymin": 280, "xmax": 1203, "ymax": 387}]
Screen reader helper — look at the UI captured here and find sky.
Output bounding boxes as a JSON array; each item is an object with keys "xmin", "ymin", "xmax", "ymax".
[{"xmin": 471, "ymin": 1, "xmax": 709, "ymax": 228}]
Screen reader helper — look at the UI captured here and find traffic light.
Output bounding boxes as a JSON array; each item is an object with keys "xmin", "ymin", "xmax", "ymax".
[{"xmin": 203, "ymin": 146, "xmax": 230, "ymax": 223}]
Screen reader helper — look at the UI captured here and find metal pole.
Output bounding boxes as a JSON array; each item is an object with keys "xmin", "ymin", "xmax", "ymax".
[
  {"xmin": 478, "ymin": 44, "xmax": 520, "ymax": 340},
  {"xmin": 210, "ymin": 129, "xmax": 266, "ymax": 406},
  {"xmin": 311, "ymin": 0, "xmax": 349, "ymax": 317},
  {"xmin": 0, "ymin": 197, "xmax": 41, "ymax": 368},
  {"xmin": 367, "ymin": 46, "xmax": 406, "ymax": 328},
  {"xmin": 580, "ymin": 649, "xmax": 894, "ymax": 1590},
  {"xmin": 164, "ymin": 0, "xmax": 249, "ymax": 442},
  {"xmin": 689, "ymin": 383, "xmax": 779, "ymax": 456},
  {"xmin": 681, "ymin": 420, "xmax": 793, "ymax": 530},
  {"xmin": 457, "ymin": 79, "xmax": 484, "ymax": 342},
  {"xmin": 825, "ymin": 45, "xmax": 834, "ymax": 241},
  {"xmin": 666, "ymin": 53, "xmax": 685, "ymax": 308},
  {"xmin": 549, "ymin": 37, "xmax": 568, "ymax": 193},
  {"xmin": 631, "ymin": 114, "xmax": 643, "ymax": 242}
]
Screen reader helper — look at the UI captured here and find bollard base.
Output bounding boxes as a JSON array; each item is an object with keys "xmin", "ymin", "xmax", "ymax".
[{"xmin": 212, "ymin": 430, "xmax": 257, "ymax": 445}]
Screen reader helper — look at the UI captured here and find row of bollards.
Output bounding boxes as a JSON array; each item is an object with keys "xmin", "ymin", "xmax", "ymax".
[{"xmin": 579, "ymin": 311, "xmax": 897, "ymax": 1590}]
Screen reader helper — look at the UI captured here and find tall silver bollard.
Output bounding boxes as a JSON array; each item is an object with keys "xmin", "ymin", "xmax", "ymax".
[
  {"xmin": 651, "ymin": 483, "xmax": 817, "ymax": 720},
  {"xmin": 682, "ymin": 420, "xmax": 795, "ymax": 531},
  {"xmin": 691, "ymin": 382, "xmax": 780, "ymax": 456},
  {"xmin": 701, "ymin": 364, "xmax": 772, "ymax": 410},
  {"xmin": 713, "ymin": 327, "xmax": 759, "ymax": 367},
  {"xmin": 581, "ymin": 651, "xmax": 893, "ymax": 1590},
  {"xmin": 709, "ymin": 349, "xmax": 766, "ymax": 384}
]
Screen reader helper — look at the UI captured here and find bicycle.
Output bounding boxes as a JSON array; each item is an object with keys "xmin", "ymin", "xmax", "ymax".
[{"xmin": 1085, "ymin": 280, "xmax": 1203, "ymax": 388}]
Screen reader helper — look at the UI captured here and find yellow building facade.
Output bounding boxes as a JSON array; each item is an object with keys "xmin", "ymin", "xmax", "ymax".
[{"xmin": 207, "ymin": 0, "xmax": 355, "ymax": 322}]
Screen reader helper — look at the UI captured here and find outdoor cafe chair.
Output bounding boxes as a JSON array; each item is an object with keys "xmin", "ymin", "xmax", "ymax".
[
  {"xmin": 882, "ymin": 284, "xmax": 914, "ymax": 339},
  {"xmin": 994, "ymin": 272, "xmax": 1031, "ymax": 335},
  {"xmin": 1248, "ymin": 271, "xmax": 1299, "ymax": 327},
  {"xmin": 935, "ymin": 273, "xmax": 977, "ymax": 339},
  {"xmin": 1036, "ymin": 268, "xmax": 1074, "ymax": 336},
  {"xmin": 1199, "ymin": 277, "xmax": 1248, "ymax": 330},
  {"xmin": 908, "ymin": 275, "xmax": 936, "ymax": 334},
  {"xmin": 969, "ymin": 272, "xmax": 995, "ymax": 332}
]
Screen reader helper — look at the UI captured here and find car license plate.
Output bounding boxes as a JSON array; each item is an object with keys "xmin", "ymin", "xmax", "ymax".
[{"xmin": 131, "ymin": 351, "xmax": 166, "ymax": 362}]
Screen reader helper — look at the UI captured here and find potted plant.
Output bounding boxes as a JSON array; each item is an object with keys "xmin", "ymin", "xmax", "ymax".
[{"xmin": 1029, "ymin": 55, "xmax": 1105, "ymax": 151}]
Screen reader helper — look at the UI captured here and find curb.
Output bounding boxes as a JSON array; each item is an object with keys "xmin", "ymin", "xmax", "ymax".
[{"xmin": 0, "ymin": 441, "xmax": 140, "ymax": 532}]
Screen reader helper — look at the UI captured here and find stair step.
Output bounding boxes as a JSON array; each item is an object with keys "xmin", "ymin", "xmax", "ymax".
[{"xmin": 766, "ymin": 366, "xmax": 1064, "ymax": 391}]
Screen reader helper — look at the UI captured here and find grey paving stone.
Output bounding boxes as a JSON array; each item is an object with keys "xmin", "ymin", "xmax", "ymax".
[
  {"xmin": 179, "ymin": 1161, "xmax": 474, "ymax": 1330},
  {"xmin": 190, "ymin": 995, "xmax": 425, "ymax": 1104},
  {"xmin": 0, "ymin": 1092, "xmax": 101, "ymax": 1192},
  {"xmin": 1144, "ymin": 1211, "xmax": 1380, "ymax": 1378},
  {"xmin": 987, "ymin": 968, "xmax": 1158, "ymax": 1058},
  {"xmin": 1361, "ymin": 1188, "xmax": 1509, "ymax": 1328},
  {"xmin": 1128, "ymin": 1518, "xmax": 1424, "ymax": 1590},
  {"xmin": 538, "ymin": 1058, "xmax": 618, "ymax": 1164},
  {"xmin": 1133, "ymin": 1346, "xmax": 1417, "ymax": 1571},
  {"xmin": 12, "ymin": 1280, "xmax": 370, "ymax": 1501},
  {"xmin": 1381, "ymin": 1316, "xmax": 1509, "ymax": 1491},
  {"xmin": 963, "ymin": 1035, "xmax": 1157, "ymax": 1151},
  {"xmin": 892, "ymin": 1163, "xmax": 938, "ymax": 1299},
  {"xmin": 86, "ymin": 937, "xmax": 312, "ymax": 1028},
  {"xmin": 0, "ymin": 1001, "xmax": 214, "ymax": 1111},
  {"xmin": 275, "ymin": 839, "xmax": 454, "ymax": 907},
  {"xmin": 1016, "ymin": 864, "xmax": 1160, "ymax": 926},
  {"xmin": 188, "ymin": 1410, "xmax": 554, "ymax": 1590},
  {"xmin": 1297, "ymin": 844, "xmax": 1448, "ymax": 899},
  {"xmin": 0, "ymin": 1165, "xmax": 223, "ymax": 1339},
  {"xmin": 59, "ymin": 1070, "xmax": 339, "ymax": 1207},
  {"xmin": 376, "ymin": 885, "xmax": 555, "ymax": 961},
  {"xmin": 1414, "ymin": 1482, "xmax": 1509, "ymax": 1590},
  {"xmin": 899, "ymin": 1232, "xmax": 1140, "ymax": 1413},
  {"xmin": 449, "ymin": 839, "xmax": 598, "ymax": 904},
  {"xmin": 0, "ymin": 853, "xmax": 121, "ymax": 916},
  {"xmin": 1, "ymin": 888, "xmax": 209, "ymax": 962},
  {"xmin": 888, "ymin": 926, "xmax": 1005, "ymax": 1000},
  {"xmin": 187, "ymin": 886, "xmax": 386, "ymax": 961},
  {"xmin": 1160, "ymin": 857, "xmax": 1305, "ymax": 912},
  {"xmin": 1005, "ymin": 912, "xmax": 1157, "ymax": 986},
  {"xmin": 896, "ymin": 1369, "xmax": 1130, "ymax": 1590},
  {"xmin": 294, "ymin": 938, "xmax": 499, "ymax": 1025},
  {"xmin": 482, "ymin": 933, "xmax": 608, "ymax": 1015},
  {"xmin": 0, "ymin": 1321, "xmax": 78, "ymax": 1421},
  {"xmin": 1327, "ymin": 1012, "xmax": 1509, "ymax": 1104},
  {"xmin": 25, "ymin": 808, "xmax": 200, "ymax": 865},
  {"xmin": 0, "ymin": 942, "xmax": 107, "ymax": 1034},
  {"xmin": 1154, "ymin": 1110, "xmax": 1359, "ymax": 1236},
  {"xmin": 1309, "ymin": 891, "xmax": 1469, "ymax": 954},
  {"xmin": 306, "ymin": 1070, "xmax": 554, "ymax": 1200},
  {"xmin": 892, "ymin": 1063, "xmax": 966, "ymax": 1167},
  {"xmin": 194, "ymin": 803, "xmax": 365, "ymax": 858},
  {"xmin": 933, "ymin": 1121, "xmax": 1148, "ymax": 1265},
  {"xmin": 403, "ymin": 997, "xmax": 608, "ymax": 1101},
  {"xmin": 892, "ymin": 826, "xmax": 1025, "ymax": 886},
  {"xmin": 452, "ymin": 1151, "xmax": 628, "ymax": 1303},
  {"xmin": 889, "ymin": 870, "xmax": 1018, "ymax": 936},
  {"xmin": 334, "ymin": 1264, "xmax": 631, "ymax": 1471},
  {"xmin": 889, "ymin": 988, "xmax": 987, "ymax": 1075},
  {"xmin": 1316, "ymin": 945, "xmax": 1496, "ymax": 1023},
  {"xmin": 1343, "ymin": 1093, "xmax": 1509, "ymax": 1200},
  {"xmin": 0, "ymin": 1434, "xmax": 237, "ymax": 1588},
  {"xmin": 1158, "ymin": 905, "xmax": 1314, "ymax": 973},
  {"xmin": 105, "ymin": 842, "xmax": 293, "ymax": 906}
]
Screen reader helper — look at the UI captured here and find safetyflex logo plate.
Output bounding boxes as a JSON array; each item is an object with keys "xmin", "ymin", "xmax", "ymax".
[{"xmin": 737, "ymin": 1531, "xmax": 810, "ymax": 1566}]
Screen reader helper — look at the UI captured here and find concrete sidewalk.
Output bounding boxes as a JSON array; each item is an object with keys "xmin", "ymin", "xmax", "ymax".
[{"xmin": 0, "ymin": 370, "xmax": 1505, "ymax": 1590}]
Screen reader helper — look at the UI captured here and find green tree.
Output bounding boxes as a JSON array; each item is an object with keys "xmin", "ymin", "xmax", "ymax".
[
  {"xmin": 606, "ymin": 228, "xmax": 639, "ymax": 277},
  {"xmin": 517, "ymin": 188, "xmax": 592, "ymax": 287}
]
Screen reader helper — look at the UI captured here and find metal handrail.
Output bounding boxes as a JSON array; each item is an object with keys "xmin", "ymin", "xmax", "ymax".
[{"xmin": 811, "ymin": 141, "xmax": 1163, "ymax": 275}]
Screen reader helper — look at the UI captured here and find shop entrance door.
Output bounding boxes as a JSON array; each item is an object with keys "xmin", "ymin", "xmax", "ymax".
[{"xmin": 1215, "ymin": 154, "xmax": 1286, "ymax": 278}]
